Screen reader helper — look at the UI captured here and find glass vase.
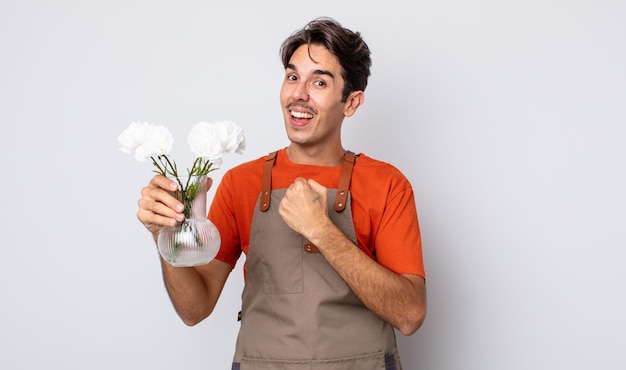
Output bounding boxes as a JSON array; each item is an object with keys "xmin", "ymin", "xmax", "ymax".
[{"xmin": 157, "ymin": 175, "xmax": 221, "ymax": 267}]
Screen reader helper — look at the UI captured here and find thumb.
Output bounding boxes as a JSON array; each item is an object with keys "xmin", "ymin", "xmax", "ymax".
[{"xmin": 307, "ymin": 178, "xmax": 327, "ymax": 195}]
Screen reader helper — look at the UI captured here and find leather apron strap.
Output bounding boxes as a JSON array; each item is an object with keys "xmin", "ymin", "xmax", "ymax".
[{"xmin": 259, "ymin": 151, "xmax": 277, "ymax": 212}]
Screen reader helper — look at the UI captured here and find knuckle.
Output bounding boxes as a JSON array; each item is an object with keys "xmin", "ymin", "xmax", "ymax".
[{"xmin": 140, "ymin": 186, "xmax": 150, "ymax": 197}]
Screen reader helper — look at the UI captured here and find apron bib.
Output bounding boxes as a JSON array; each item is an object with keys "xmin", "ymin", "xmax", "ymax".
[{"xmin": 232, "ymin": 152, "xmax": 401, "ymax": 370}]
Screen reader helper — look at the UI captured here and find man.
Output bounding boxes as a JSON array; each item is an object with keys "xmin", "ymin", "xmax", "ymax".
[{"xmin": 137, "ymin": 17, "xmax": 426, "ymax": 369}]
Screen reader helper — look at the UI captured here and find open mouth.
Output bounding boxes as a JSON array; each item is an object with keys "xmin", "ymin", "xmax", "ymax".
[{"xmin": 290, "ymin": 110, "xmax": 314, "ymax": 119}]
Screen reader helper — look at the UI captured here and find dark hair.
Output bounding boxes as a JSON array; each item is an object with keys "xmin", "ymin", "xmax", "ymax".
[{"xmin": 280, "ymin": 17, "xmax": 372, "ymax": 102}]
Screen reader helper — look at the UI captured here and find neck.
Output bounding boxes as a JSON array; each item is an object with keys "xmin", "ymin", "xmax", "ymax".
[{"xmin": 286, "ymin": 144, "xmax": 346, "ymax": 166}]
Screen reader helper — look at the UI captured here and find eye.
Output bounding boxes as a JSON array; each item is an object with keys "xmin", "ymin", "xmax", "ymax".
[
  {"xmin": 313, "ymin": 80, "xmax": 326, "ymax": 87},
  {"xmin": 286, "ymin": 74, "xmax": 297, "ymax": 81}
]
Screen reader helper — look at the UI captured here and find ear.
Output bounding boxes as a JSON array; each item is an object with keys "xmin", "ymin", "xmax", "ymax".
[{"xmin": 343, "ymin": 91, "xmax": 364, "ymax": 117}]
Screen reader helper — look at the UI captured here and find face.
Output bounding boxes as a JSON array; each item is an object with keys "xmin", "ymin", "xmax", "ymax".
[{"xmin": 279, "ymin": 43, "xmax": 362, "ymax": 152}]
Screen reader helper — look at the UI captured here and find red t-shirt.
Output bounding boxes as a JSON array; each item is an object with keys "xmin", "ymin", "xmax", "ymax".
[{"xmin": 209, "ymin": 149, "xmax": 425, "ymax": 278}]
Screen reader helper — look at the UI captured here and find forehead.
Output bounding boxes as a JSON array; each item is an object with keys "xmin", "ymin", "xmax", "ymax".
[{"xmin": 288, "ymin": 43, "xmax": 343, "ymax": 75}]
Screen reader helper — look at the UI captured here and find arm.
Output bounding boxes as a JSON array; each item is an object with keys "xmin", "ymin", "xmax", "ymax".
[
  {"xmin": 160, "ymin": 258, "xmax": 232, "ymax": 326},
  {"xmin": 278, "ymin": 178, "xmax": 426, "ymax": 335},
  {"xmin": 137, "ymin": 175, "xmax": 232, "ymax": 326}
]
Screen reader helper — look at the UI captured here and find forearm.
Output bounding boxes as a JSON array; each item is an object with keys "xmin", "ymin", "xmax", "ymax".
[
  {"xmin": 160, "ymin": 257, "xmax": 230, "ymax": 326},
  {"xmin": 310, "ymin": 221, "xmax": 426, "ymax": 335}
]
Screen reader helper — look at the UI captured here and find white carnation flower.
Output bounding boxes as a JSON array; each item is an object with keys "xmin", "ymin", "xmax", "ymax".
[
  {"xmin": 188, "ymin": 121, "xmax": 246, "ymax": 166},
  {"xmin": 119, "ymin": 120, "xmax": 245, "ymax": 188},
  {"xmin": 220, "ymin": 121, "xmax": 246, "ymax": 154},
  {"xmin": 117, "ymin": 122, "xmax": 173, "ymax": 161}
]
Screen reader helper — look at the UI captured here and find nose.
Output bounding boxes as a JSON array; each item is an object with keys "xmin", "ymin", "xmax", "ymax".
[{"xmin": 291, "ymin": 81, "xmax": 309, "ymax": 101}]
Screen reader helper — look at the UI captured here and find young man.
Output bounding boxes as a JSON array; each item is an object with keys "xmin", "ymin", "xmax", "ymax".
[{"xmin": 137, "ymin": 17, "xmax": 426, "ymax": 369}]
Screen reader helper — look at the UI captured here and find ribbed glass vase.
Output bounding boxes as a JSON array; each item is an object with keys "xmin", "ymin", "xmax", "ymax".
[{"xmin": 157, "ymin": 175, "xmax": 220, "ymax": 267}]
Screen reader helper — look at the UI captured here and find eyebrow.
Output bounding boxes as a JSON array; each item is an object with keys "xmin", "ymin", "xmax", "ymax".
[{"xmin": 286, "ymin": 63, "xmax": 335, "ymax": 79}]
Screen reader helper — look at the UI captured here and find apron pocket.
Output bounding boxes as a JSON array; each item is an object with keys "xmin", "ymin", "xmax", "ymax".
[{"xmin": 260, "ymin": 233, "xmax": 303, "ymax": 294}]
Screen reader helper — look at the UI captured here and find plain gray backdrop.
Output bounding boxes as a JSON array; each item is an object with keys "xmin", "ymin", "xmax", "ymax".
[{"xmin": 1, "ymin": 0, "xmax": 625, "ymax": 369}]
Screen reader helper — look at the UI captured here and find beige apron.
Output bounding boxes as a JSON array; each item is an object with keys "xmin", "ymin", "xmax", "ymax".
[{"xmin": 232, "ymin": 151, "xmax": 401, "ymax": 370}]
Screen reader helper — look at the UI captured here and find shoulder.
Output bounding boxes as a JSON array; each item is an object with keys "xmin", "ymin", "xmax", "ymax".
[
  {"xmin": 222, "ymin": 151, "xmax": 275, "ymax": 179},
  {"xmin": 219, "ymin": 149, "xmax": 288, "ymax": 190},
  {"xmin": 228, "ymin": 154, "xmax": 267, "ymax": 173},
  {"xmin": 353, "ymin": 153, "xmax": 412, "ymax": 188},
  {"xmin": 211, "ymin": 152, "xmax": 276, "ymax": 213}
]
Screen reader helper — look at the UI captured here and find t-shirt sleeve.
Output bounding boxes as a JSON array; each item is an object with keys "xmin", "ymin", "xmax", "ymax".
[
  {"xmin": 374, "ymin": 177, "xmax": 425, "ymax": 278},
  {"xmin": 208, "ymin": 171, "xmax": 242, "ymax": 268}
]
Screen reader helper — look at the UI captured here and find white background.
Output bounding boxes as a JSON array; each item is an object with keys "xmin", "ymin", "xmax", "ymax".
[{"xmin": 1, "ymin": 1, "xmax": 625, "ymax": 369}]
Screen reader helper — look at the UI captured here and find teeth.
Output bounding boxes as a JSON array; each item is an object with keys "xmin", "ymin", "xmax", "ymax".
[{"xmin": 291, "ymin": 111, "xmax": 313, "ymax": 119}]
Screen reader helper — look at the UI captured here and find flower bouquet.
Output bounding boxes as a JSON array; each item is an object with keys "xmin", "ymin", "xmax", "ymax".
[{"xmin": 118, "ymin": 120, "xmax": 245, "ymax": 266}]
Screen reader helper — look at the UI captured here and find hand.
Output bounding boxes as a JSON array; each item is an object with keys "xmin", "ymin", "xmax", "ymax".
[
  {"xmin": 278, "ymin": 178, "xmax": 329, "ymax": 238},
  {"xmin": 137, "ymin": 175, "xmax": 213, "ymax": 239}
]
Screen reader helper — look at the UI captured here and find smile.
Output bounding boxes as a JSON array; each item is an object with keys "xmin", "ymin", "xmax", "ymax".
[{"xmin": 291, "ymin": 110, "xmax": 314, "ymax": 119}]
